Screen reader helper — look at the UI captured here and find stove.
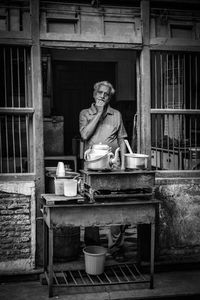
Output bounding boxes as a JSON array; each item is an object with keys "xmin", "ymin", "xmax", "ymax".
[{"xmin": 80, "ymin": 169, "xmax": 155, "ymax": 203}]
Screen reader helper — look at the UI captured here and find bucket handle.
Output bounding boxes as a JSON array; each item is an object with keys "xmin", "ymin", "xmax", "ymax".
[{"xmin": 73, "ymin": 174, "xmax": 80, "ymax": 180}]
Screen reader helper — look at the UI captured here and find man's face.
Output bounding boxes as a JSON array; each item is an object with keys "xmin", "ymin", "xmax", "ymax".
[{"xmin": 94, "ymin": 85, "xmax": 111, "ymax": 107}]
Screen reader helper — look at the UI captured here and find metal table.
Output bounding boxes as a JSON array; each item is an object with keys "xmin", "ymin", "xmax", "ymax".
[{"xmin": 41, "ymin": 193, "xmax": 159, "ymax": 297}]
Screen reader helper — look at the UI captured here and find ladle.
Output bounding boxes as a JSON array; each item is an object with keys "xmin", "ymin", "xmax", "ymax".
[{"xmin": 124, "ymin": 139, "xmax": 134, "ymax": 154}]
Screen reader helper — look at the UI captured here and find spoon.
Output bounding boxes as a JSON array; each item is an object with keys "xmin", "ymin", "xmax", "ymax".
[{"xmin": 124, "ymin": 139, "xmax": 134, "ymax": 154}]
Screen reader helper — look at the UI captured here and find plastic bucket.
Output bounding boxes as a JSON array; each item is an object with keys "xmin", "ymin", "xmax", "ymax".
[{"xmin": 83, "ymin": 245, "xmax": 107, "ymax": 275}]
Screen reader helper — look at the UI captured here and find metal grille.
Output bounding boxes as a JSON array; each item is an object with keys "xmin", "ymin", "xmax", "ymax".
[
  {"xmin": 151, "ymin": 52, "xmax": 200, "ymax": 170},
  {"xmin": 0, "ymin": 46, "xmax": 33, "ymax": 173},
  {"xmin": 45, "ymin": 263, "xmax": 148, "ymax": 287}
]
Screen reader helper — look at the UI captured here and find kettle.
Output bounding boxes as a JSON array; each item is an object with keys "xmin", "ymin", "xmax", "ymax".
[{"xmin": 84, "ymin": 144, "xmax": 120, "ymax": 170}]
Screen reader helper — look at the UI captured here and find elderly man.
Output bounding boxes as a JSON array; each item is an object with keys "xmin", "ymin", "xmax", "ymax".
[{"xmin": 79, "ymin": 81, "xmax": 128, "ymax": 261}]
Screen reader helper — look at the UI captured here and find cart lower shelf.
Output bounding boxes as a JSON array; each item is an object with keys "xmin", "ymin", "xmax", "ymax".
[{"xmin": 41, "ymin": 263, "xmax": 150, "ymax": 289}]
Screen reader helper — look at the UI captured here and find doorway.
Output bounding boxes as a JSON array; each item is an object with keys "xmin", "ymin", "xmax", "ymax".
[
  {"xmin": 52, "ymin": 61, "xmax": 116, "ymax": 155},
  {"xmin": 42, "ymin": 48, "xmax": 137, "ymax": 166}
]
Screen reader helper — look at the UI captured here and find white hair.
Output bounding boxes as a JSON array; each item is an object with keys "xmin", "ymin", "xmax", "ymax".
[{"xmin": 93, "ymin": 81, "xmax": 115, "ymax": 96}]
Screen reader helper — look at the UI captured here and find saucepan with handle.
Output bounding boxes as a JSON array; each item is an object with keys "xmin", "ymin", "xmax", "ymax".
[{"xmin": 124, "ymin": 139, "xmax": 148, "ymax": 170}]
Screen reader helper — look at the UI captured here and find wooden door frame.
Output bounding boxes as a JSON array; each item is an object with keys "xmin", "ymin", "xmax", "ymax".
[{"xmin": 31, "ymin": 0, "xmax": 45, "ymax": 265}]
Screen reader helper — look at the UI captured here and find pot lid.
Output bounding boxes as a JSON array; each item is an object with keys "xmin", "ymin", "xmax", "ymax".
[{"xmin": 92, "ymin": 144, "xmax": 110, "ymax": 150}]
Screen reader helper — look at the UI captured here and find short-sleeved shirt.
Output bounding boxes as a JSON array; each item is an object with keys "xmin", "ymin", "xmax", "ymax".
[{"xmin": 79, "ymin": 103, "xmax": 127, "ymax": 152}]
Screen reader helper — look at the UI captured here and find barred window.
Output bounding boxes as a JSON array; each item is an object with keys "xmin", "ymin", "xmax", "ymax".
[
  {"xmin": 151, "ymin": 52, "xmax": 200, "ymax": 170},
  {"xmin": 0, "ymin": 46, "xmax": 33, "ymax": 173}
]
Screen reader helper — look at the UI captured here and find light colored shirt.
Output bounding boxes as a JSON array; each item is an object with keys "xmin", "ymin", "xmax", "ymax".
[{"xmin": 79, "ymin": 103, "xmax": 127, "ymax": 152}]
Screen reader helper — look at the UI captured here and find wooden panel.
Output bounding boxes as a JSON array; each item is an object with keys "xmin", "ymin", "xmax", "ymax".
[
  {"xmin": 47, "ymin": 21, "xmax": 76, "ymax": 34},
  {"xmin": 0, "ymin": 4, "xmax": 30, "ymax": 39},
  {"xmin": 80, "ymin": 15, "xmax": 102, "ymax": 35},
  {"xmin": 197, "ymin": 22, "xmax": 200, "ymax": 39},
  {"xmin": 10, "ymin": 9, "xmax": 20, "ymax": 31},
  {"xmin": 48, "ymin": 202, "xmax": 157, "ymax": 227},
  {"xmin": 0, "ymin": 8, "xmax": 7, "ymax": 31},
  {"xmin": 40, "ymin": 4, "xmax": 142, "ymax": 44},
  {"xmin": 22, "ymin": 10, "xmax": 31, "ymax": 34},
  {"xmin": 150, "ymin": 11, "xmax": 200, "ymax": 47},
  {"xmin": 104, "ymin": 21, "xmax": 135, "ymax": 36},
  {"xmin": 0, "ymin": 31, "xmax": 30, "ymax": 39}
]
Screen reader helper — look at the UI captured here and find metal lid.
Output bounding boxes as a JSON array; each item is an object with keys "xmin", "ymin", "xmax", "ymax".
[{"xmin": 92, "ymin": 144, "xmax": 110, "ymax": 150}]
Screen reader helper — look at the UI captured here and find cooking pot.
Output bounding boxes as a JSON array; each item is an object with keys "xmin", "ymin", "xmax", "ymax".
[
  {"xmin": 123, "ymin": 139, "xmax": 148, "ymax": 170},
  {"xmin": 84, "ymin": 144, "xmax": 120, "ymax": 170},
  {"xmin": 124, "ymin": 153, "xmax": 148, "ymax": 170}
]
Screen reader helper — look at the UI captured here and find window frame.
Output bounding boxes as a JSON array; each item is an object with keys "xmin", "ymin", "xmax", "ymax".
[
  {"xmin": 0, "ymin": 45, "xmax": 34, "ymax": 174},
  {"xmin": 150, "ymin": 50, "xmax": 200, "ymax": 172}
]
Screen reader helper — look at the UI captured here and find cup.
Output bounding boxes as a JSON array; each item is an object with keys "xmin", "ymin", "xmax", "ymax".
[{"xmin": 56, "ymin": 162, "xmax": 65, "ymax": 177}]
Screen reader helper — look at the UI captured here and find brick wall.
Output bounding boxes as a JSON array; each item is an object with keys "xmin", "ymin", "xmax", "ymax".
[
  {"xmin": 0, "ymin": 181, "xmax": 35, "ymax": 273},
  {"xmin": 0, "ymin": 192, "xmax": 31, "ymax": 262}
]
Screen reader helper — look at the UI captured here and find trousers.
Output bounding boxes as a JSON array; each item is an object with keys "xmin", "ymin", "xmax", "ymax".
[{"xmin": 84, "ymin": 225, "xmax": 127, "ymax": 253}]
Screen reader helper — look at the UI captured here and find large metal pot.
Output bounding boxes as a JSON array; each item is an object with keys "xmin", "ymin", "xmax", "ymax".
[{"xmin": 124, "ymin": 153, "xmax": 148, "ymax": 170}]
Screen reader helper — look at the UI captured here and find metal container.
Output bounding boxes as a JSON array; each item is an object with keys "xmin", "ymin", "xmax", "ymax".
[
  {"xmin": 85, "ymin": 153, "xmax": 113, "ymax": 171},
  {"xmin": 125, "ymin": 153, "xmax": 148, "ymax": 170},
  {"xmin": 84, "ymin": 144, "xmax": 120, "ymax": 171},
  {"xmin": 45, "ymin": 170, "xmax": 79, "ymax": 193}
]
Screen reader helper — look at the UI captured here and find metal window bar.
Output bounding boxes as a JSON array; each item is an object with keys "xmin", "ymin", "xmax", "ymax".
[
  {"xmin": 160, "ymin": 53, "xmax": 163, "ymax": 109},
  {"xmin": 17, "ymin": 48, "xmax": 23, "ymax": 171},
  {"xmin": 151, "ymin": 52, "xmax": 200, "ymax": 170},
  {"xmin": 0, "ymin": 46, "xmax": 32, "ymax": 173}
]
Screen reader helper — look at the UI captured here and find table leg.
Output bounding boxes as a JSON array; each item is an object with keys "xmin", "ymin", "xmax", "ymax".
[
  {"xmin": 43, "ymin": 219, "xmax": 47, "ymax": 273},
  {"xmin": 150, "ymin": 222, "xmax": 155, "ymax": 289},
  {"xmin": 48, "ymin": 225, "xmax": 53, "ymax": 297}
]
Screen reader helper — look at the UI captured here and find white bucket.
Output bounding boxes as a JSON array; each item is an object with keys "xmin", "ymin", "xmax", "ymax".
[
  {"xmin": 64, "ymin": 179, "xmax": 77, "ymax": 197},
  {"xmin": 83, "ymin": 245, "xmax": 107, "ymax": 275}
]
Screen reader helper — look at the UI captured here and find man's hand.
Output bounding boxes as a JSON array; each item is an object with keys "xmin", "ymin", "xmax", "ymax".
[
  {"xmin": 96, "ymin": 101, "xmax": 107, "ymax": 117},
  {"xmin": 96, "ymin": 99, "xmax": 105, "ymax": 107}
]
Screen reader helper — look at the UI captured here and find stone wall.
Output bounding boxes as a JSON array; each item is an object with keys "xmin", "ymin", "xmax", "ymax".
[
  {"xmin": 155, "ymin": 182, "xmax": 200, "ymax": 263},
  {"xmin": 0, "ymin": 181, "xmax": 35, "ymax": 273}
]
